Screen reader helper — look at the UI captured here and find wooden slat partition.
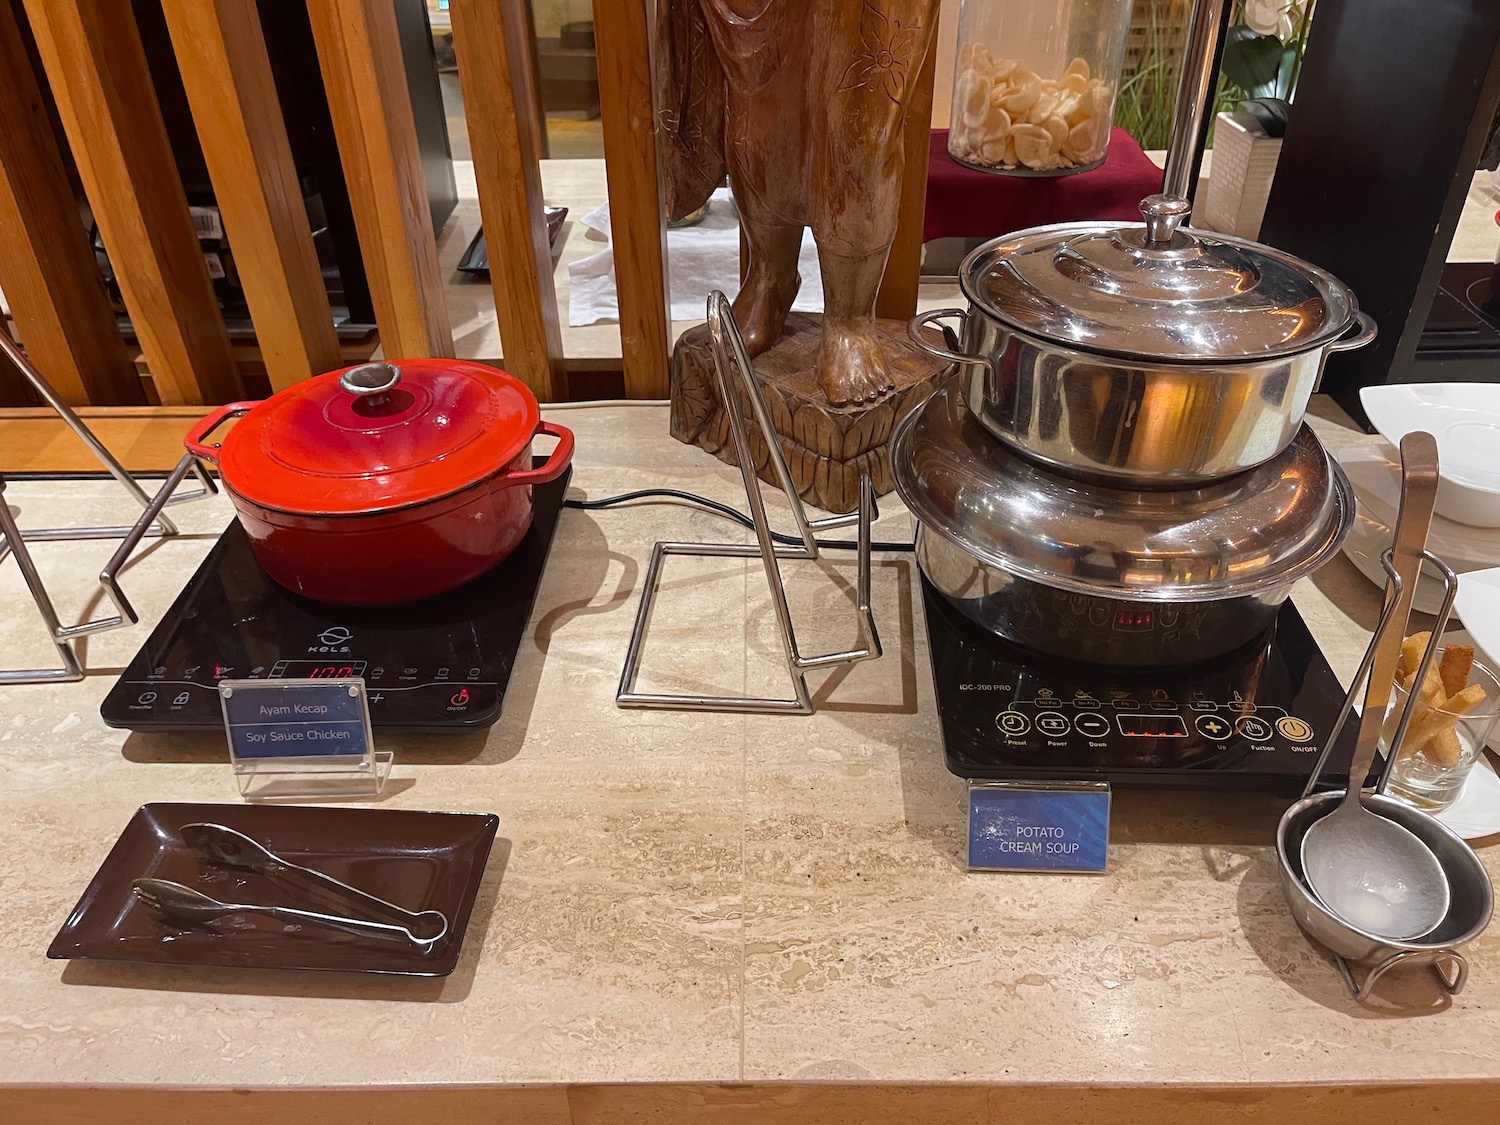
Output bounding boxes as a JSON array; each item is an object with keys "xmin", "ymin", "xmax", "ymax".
[
  {"xmin": 875, "ymin": 15, "xmax": 940, "ymax": 321},
  {"xmin": 308, "ymin": 0, "xmax": 454, "ymax": 360},
  {"xmin": 0, "ymin": 5, "xmax": 139, "ymax": 406},
  {"xmin": 161, "ymin": 0, "xmax": 343, "ymax": 391},
  {"xmin": 22, "ymin": 0, "xmax": 239, "ymax": 406},
  {"xmin": 592, "ymin": 0, "xmax": 670, "ymax": 399},
  {"xmin": 450, "ymin": 0, "xmax": 565, "ymax": 399}
]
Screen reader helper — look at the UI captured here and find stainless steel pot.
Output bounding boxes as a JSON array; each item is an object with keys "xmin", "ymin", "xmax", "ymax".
[
  {"xmin": 908, "ymin": 195, "xmax": 1377, "ymax": 486},
  {"xmin": 915, "ymin": 529, "xmax": 1297, "ymax": 666},
  {"xmin": 891, "ymin": 385, "xmax": 1355, "ymax": 667}
]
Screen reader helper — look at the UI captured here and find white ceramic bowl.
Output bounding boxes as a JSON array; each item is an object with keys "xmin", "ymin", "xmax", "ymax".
[{"xmin": 1361, "ymin": 383, "xmax": 1500, "ymax": 527}]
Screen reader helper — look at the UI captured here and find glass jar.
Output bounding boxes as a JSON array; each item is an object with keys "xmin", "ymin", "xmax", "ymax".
[{"xmin": 948, "ymin": 0, "xmax": 1133, "ymax": 176}]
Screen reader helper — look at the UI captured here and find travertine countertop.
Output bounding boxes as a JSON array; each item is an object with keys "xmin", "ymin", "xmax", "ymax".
[{"xmin": 1, "ymin": 401, "xmax": 1497, "ymax": 1112}]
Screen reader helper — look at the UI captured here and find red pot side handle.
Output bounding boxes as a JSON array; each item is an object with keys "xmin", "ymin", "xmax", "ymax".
[
  {"xmin": 184, "ymin": 401, "xmax": 263, "ymax": 464},
  {"xmin": 504, "ymin": 420, "xmax": 575, "ymax": 486}
]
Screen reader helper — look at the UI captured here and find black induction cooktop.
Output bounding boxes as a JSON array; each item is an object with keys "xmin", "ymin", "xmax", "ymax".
[
  {"xmin": 922, "ymin": 579, "xmax": 1363, "ymax": 794},
  {"xmin": 101, "ymin": 469, "xmax": 570, "ymax": 732}
]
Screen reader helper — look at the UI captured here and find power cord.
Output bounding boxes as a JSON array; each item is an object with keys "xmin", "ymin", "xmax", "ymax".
[{"xmin": 563, "ymin": 488, "xmax": 916, "ymax": 553}]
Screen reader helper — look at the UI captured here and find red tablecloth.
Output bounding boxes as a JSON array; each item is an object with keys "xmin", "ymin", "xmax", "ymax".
[{"xmin": 924, "ymin": 128, "xmax": 1165, "ymax": 242}]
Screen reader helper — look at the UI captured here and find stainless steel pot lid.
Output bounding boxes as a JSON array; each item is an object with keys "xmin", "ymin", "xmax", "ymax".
[
  {"xmin": 960, "ymin": 194, "xmax": 1358, "ymax": 362},
  {"xmin": 890, "ymin": 385, "xmax": 1354, "ymax": 601}
]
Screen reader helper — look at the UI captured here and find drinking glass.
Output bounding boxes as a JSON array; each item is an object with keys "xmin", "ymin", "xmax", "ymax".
[{"xmin": 1382, "ymin": 658, "xmax": 1500, "ymax": 811}]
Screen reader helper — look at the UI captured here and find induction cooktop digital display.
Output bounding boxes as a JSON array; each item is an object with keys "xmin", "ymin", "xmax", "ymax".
[
  {"xmin": 101, "ymin": 470, "xmax": 570, "ymax": 732},
  {"xmin": 922, "ymin": 579, "xmax": 1363, "ymax": 794}
]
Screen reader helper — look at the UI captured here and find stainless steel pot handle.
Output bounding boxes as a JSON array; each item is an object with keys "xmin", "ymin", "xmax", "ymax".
[
  {"xmin": 907, "ymin": 308, "xmax": 986, "ymax": 369},
  {"xmin": 1327, "ymin": 310, "xmax": 1378, "ymax": 354}
]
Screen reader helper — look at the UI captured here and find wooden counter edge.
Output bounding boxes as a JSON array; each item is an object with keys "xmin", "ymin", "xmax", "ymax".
[{"xmin": 3, "ymin": 1079, "xmax": 1497, "ymax": 1125}]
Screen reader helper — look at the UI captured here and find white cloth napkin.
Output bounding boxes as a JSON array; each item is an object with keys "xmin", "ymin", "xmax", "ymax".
[{"xmin": 567, "ymin": 187, "xmax": 825, "ymax": 327}]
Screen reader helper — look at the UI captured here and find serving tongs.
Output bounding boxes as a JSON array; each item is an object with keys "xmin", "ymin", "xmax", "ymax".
[{"xmin": 131, "ymin": 822, "xmax": 449, "ymax": 954}]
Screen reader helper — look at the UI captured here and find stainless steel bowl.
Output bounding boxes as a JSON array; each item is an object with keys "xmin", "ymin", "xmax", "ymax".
[
  {"xmin": 908, "ymin": 195, "xmax": 1377, "ymax": 486},
  {"xmin": 1277, "ymin": 791, "xmax": 1492, "ymax": 963}
]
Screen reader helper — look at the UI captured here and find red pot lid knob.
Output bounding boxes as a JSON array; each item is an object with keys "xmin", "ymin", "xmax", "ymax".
[{"xmin": 217, "ymin": 358, "xmax": 543, "ymax": 516}]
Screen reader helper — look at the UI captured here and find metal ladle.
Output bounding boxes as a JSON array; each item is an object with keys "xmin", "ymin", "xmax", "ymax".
[{"xmin": 1301, "ymin": 432, "xmax": 1451, "ymax": 941}]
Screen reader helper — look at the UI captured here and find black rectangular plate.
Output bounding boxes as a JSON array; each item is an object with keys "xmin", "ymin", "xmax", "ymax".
[{"xmin": 47, "ymin": 803, "xmax": 498, "ymax": 977}]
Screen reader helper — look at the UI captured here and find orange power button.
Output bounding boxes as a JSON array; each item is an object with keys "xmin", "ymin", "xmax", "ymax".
[
  {"xmin": 450, "ymin": 688, "xmax": 470, "ymax": 707},
  {"xmin": 1276, "ymin": 716, "xmax": 1314, "ymax": 742}
]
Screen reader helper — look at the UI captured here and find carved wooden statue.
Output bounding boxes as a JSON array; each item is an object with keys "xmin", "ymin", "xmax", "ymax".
[
  {"xmin": 659, "ymin": 0, "xmax": 941, "ymax": 406},
  {"xmin": 660, "ymin": 0, "xmax": 948, "ymax": 512}
]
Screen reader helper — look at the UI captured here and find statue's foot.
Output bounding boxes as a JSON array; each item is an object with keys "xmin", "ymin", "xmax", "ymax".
[
  {"xmin": 817, "ymin": 321, "xmax": 896, "ymax": 406},
  {"xmin": 732, "ymin": 269, "xmax": 800, "ymax": 356}
]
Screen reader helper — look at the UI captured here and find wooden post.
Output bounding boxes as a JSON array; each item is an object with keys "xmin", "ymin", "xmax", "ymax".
[
  {"xmin": 450, "ymin": 0, "xmax": 564, "ymax": 399},
  {"xmin": 592, "ymin": 0, "xmax": 670, "ymax": 399},
  {"xmin": 0, "ymin": 4, "xmax": 139, "ymax": 406},
  {"xmin": 519, "ymin": 0, "xmax": 550, "ymax": 161},
  {"xmin": 22, "ymin": 0, "xmax": 239, "ymax": 406},
  {"xmin": 875, "ymin": 13, "xmax": 939, "ymax": 321},
  {"xmin": 307, "ymin": 0, "xmax": 453, "ymax": 360},
  {"xmin": 161, "ymin": 0, "xmax": 342, "ymax": 391}
]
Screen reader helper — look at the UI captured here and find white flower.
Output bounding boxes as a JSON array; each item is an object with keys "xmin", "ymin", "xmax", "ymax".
[
  {"xmin": 1244, "ymin": 0, "xmax": 1283, "ymax": 37},
  {"xmin": 1245, "ymin": 0, "xmax": 1307, "ymax": 41}
]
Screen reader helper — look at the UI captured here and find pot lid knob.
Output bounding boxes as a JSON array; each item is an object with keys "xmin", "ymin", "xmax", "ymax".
[
  {"xmin": 1139, "ymin": 194, "xmax": 1193, "ymax": 246},
  {"xmin": 339, "ymin": 361, "xmax": 402, "ymax": 409}
]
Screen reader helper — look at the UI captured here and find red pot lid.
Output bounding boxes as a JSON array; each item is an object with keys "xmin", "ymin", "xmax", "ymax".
[{"xmin": 218, "ymin": 359, "xmax": 540, "ymax": 516}]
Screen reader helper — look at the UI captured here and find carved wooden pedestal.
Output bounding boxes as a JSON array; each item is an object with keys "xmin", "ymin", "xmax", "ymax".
[{"xmin": 669, "ymin": 313, "xmax": 948, "ymax": 513}]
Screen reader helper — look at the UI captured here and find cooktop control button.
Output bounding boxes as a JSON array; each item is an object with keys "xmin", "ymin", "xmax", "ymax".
[
  {"xmin": 1035, "ymin": 711, "xmax": 1071, "ymax": 736},
  {"xmin": 996, "ymin": 711, "xmax": 1030, "ymax": 736},
  {"xmin": 449, "ymin": 688, "xmax": 471, "ymax": 708},
  {"xmin": 1196, "ymin": 714, "xmax": 1233, "ymax": 740},
  {"xmin": 1074, "ymin": 712, "xmax": 1110, "ymax": 737},
  {"xmin": 1188, "ymin": 698, "xmax": 1217, "ymax": 711},
  {"xmin": 1276, "ymin": 716, "xmax": 1314, "ymax": 742},
  {"xmin": 1236, "ymin": 715, "xmax": 1273, "ymax": 741}
]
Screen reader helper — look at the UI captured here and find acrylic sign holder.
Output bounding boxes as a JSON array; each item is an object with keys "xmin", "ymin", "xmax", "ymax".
[
  {"xmin": 616, "ymin": 291, "xmax": 882, "ymax": 714},
  {"xmin": 0, "ymin": 332, "xmax": 214, "ymax": 683},
  {"xmin": 220, "ymin": 677, "xmax": 390, "ymax": 801}
]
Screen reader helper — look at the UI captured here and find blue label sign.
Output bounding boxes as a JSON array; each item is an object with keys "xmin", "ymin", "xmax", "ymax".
[
  {"xmin": 220, "ymin": 678, "xmax": 371, "ymax": 760},
  {"xmin": 968, "ymin": 781, "xmax": 1110, "ymax": 872}
]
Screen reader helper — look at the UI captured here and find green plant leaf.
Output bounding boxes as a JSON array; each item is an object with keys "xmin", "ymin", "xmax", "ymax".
[
  {"xmin": 1275, "ymin": 45, "xmax": 1297, "ymax": 99},
  {"xmin": 1222, "ymin": 27, "xmax": 1285, "ymax": 97}
]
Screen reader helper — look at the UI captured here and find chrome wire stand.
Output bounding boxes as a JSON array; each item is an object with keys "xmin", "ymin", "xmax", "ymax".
[
  {"xmin": 1301, "ymin": 549, "xmax": 1460, "ymax": 802},
  {"xmin": 616, "ymin": 291, "xmax": 881, "ymax": 714},
  {"xmin": 1336, "ymin": 947, "xmax": 1468, "ymax": 1003},
  {"xmin": 0, "ymin": 332, "xmax": 215, "ymax": 683}
]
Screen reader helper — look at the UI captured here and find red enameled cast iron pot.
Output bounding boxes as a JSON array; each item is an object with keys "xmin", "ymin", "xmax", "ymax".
[{"xmin": 184, "ymin": 358, "xmax": 574, "ymax": 606}]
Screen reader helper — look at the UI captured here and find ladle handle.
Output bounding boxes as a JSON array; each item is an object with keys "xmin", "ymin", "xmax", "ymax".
[{"xmin": 1344, "ymin": 432, "xmax": 1440, "ymax": 807}]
